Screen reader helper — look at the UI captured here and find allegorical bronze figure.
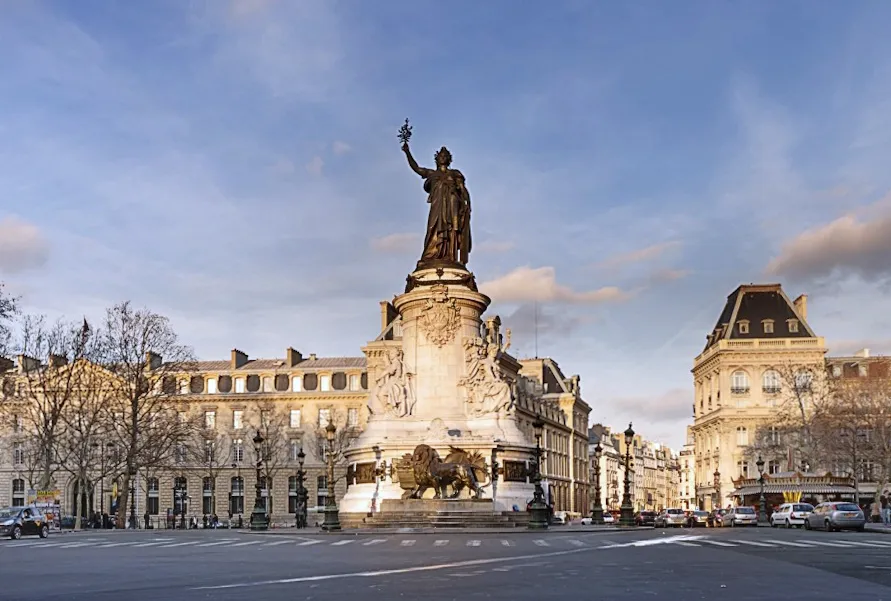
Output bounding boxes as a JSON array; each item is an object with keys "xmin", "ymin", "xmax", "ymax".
[{"xmin": 399, "ymin": 119, "xmax": 472, "ymax": 268}]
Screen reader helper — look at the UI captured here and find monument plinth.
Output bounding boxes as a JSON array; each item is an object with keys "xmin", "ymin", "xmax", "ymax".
[{"xmin": 339, "ymin": 125, "xmax": 537, "ymax": 521}]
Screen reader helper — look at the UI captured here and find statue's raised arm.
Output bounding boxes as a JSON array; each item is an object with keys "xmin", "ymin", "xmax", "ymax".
[{"xmin": 402, "ymin": 142, "xmax": 433, "ymax": 178}]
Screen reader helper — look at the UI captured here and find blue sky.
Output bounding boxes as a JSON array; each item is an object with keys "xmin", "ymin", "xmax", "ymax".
[{"xmin": 2, "ymin": 0, "xmax": 891, "ymax": 450}]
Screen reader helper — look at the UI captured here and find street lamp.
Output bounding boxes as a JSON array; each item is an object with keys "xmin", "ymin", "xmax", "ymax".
[
  {"xmin": 128, "ymin": 469, "xmax": 138, "ymax": 530},
  {"xmin": 620, "ymin": 423, "xmax": 635, "ymax": 526},
  {"xmin": 295, "ymin": 448, "xmax": 307, "ymax": 529},
  {"xmin": 714, "ymin": 468, "xmax": 721, "ymax": 511},
  {"xmin": 250, "ymin": 431, "xmax": 269, "ymax": 531},
  {"xmin": 528, "ymin": 414, "xmax": 549, "ymax": 529},
  {"xmin": 321, "ymin": 421, "xmax": 342, "ymax": 531},
  {"xmin": 591, "ymin": 442, "xmax": 604, "ymax": 525},
  {"xmin": 756, "ymin": 455, "xmax": 767, "ymax": 524}
]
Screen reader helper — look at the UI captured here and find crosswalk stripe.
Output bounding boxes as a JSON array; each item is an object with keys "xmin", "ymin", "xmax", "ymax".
[
  {"xmin": 730, "ymin": 539, "xmax": 775, "ymax": 547},
  {"xmin": 765, "ymin": 540, "xmax": 811, "ymax": 547},
  {"xmin": 132, "ymin": 542, "xmax": 168, "ymax": 548},
  {"xmin": 860, "ymin": 540, "xmax": 891, "ymax": 547},
  {"xmin": 533, "ymin": 539, "xmax": 549, "ymax": 547},
  {"xmin": 230, "ymin": 540, "xmax": 264, "ymax": 547},
  {"xmin": 836, "ymin": 540, "xmax": 891, "ymax": 548},
  {"xmin": 467, "ymin": 540, "xmax": 481, "ymax": 547},
  {"xmin": 400, "ymin": 540, "xmax": 416, "ymax": 547},
  {"xmin": 699, "ymin": 540, "xmax": 737, "ymax": 547},
  {"xmin": 364, "ymin": 539, "xmax": 387, "ymax": 546},
  {"xmin": 331, "ymin": 540, "xmax": 355, "ymax": 546},
  {"xmin": 262, "ymin": 540, "xmax": 293, "ymax": 547},
  {"xmin": 434, "ymin": 540, "xmax": 449, "ymax": 547},
  {"xmin": 297, "ymin": 540, "xmax": 323, "ymax": 546},
  {"xmin": 197, "ymin": 540, "xmax": 236, "ymax": 547},
  {"xmin": 59, "ymin": 542, "xmax": 93, "ymax": 548},
  {"xmin": 567, "ymin": 539, "xmax": 585, "ymax": 547},
  {"xmin": 500, "ymin": 540, "xmax": 513, "ymax": 547},
  {"xmin": 797, "ymin": 540, "xmax": 853, "ymax": 548},
  {"xmin": 95, "ymin": 542, "xmax": 140, "ymax": 548},
  {"xmin": 674, "ymin": 542, "xmax": 700, "ymax": 547},
  {"xmin": 157, "ymin": 541, "xmax": 201, "ymax": 548}
]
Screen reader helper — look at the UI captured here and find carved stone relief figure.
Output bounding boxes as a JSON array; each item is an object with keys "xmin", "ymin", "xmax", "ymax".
[
  {"xmin": 368, "ymin": 348, "xmax": 416, "ymax": 418},
  {"xmin": 418, "ymin": 285, "xmax": 460, "ymax": 347},
  {"xmin": 460, "ymin": 337, "xmax": 514, "ymax": 417}
]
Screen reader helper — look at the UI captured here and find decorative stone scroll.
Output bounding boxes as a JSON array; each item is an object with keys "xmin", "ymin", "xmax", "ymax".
[{"xmin": 418, "ymin": 284, "xmax": 460, "ymax": 347}]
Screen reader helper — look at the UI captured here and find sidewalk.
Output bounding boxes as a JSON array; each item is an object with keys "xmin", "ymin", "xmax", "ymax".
[{"xmin": 865, "ymin": 523, "xmax": 891, "ymax": 535}]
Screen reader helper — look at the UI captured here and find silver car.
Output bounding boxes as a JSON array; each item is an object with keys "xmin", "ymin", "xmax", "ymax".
[
  {"xmin": 804, "ymin": 502, "xmax": 866, "ymax": 532},
  {"xmin": 725, "ymin": 506, "xmax": 758, "ymax": 527},
  {"xmin": 655, "ymin": 508, "xmax": 686, "ymax": 528}
]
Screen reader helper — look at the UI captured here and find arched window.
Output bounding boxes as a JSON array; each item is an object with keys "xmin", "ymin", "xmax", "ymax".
[
  {"xmin": 794, "ymin": 370, "xmax": 812, "ymax": 392},
  {"xmin": 11, "ymin": 478, "xmax": 25, "ymax": 506},
  {"xmin": 762, "ymin": 370, "xmax": 781, "ymax": 394},
  {"xmin": 230, "ymin": 476, "xmax": 244, "ymax": 515},
  {"xmin": 736, "ymin": 427, "xmax": 748, "ymax": 446},
  {"xmin": 731, "ymin": 371, "xmax": 750, "ymax": 394}
]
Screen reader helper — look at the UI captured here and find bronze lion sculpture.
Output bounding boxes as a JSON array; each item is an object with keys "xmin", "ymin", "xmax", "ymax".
[{"xmin": 400, "ymin": 444, "xmax": 489, "ymax": 500}]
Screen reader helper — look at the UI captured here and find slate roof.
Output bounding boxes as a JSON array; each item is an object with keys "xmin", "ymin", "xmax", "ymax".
[
  {"xmin": 177, "ymin": 357, "xmax": 367, "ymax": 372},
  {"xmin": 704, "ymin": 283, "xmax": 815, "ymax": 350}
]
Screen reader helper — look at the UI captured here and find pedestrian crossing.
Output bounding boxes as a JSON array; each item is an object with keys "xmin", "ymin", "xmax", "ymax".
[{"xmin": 3, "ymin": 535, "xmax": 891, "ymax": 553}]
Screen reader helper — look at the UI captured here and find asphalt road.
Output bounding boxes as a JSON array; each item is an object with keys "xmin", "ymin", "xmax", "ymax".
[{"xmin": 3, "ymin": 526, "xmax": 891, "ymax": 600}]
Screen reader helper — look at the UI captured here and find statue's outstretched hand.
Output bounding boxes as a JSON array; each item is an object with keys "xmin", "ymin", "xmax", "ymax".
[{"xmin": 401, "ymin": 142, "xmax": 410, "ymax": 153}]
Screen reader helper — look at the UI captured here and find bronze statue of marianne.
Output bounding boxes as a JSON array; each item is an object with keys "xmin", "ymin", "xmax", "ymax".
[{"xmin": 401, "ymin": 137, "xmax": 472, "ymax": 268}]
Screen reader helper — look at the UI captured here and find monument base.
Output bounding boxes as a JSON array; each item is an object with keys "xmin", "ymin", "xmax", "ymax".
[{"xmin": 340, "ymin": 497, "xmax": 530, "ymax": 529}]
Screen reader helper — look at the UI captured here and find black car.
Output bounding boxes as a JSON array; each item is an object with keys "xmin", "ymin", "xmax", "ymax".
[
  {"xmin": 634, "ymin": 511, "xmax": 657, "ymax": 526},
  {"xmin": 0, "ymin": 506, "xmax": 51, "ymax": 540}
]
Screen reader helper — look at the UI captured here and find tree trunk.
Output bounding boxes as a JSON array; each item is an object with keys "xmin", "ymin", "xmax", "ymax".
[
  {"xmin": 74, "ymin": 485, "xmax": 83, "ymax": 530},
  {"xmin": 116, "ymin": 471, "xmax": 131, "ymax": 529}
]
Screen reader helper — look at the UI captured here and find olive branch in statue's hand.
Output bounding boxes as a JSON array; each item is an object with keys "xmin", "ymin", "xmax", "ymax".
[{"xmin": 398, "ymin": 118, "xmax": 412, "ymax": 150}]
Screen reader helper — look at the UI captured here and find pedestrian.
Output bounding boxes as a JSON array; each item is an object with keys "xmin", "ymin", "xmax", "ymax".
[
  {"xmin": 881, "ymin": 494, "xmax": 890, "ymax": 526},
  {"xmin": 202, "ymin": 514, "xmax": 208, "ymax": 529}
]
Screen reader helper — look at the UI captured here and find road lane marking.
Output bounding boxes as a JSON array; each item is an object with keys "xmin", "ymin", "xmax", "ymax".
[
  {"xmin": 466, "ymin": 540, "xmax": 481, "ymax": 547},
  {"xmin": 400, "ymin": 540, "xmax": 416, "ymax": 547},
  {"xmin": 230, "ymin": 540, "xmax": 264, "ymax": 547},
  {"xmin": 364, "ymin": 539, "xmax": 387, "ymax": 546},
  {"xmin": 95, "ymin": 542, "xmax": 141, "ymax": 548},
  {"xmin": 500, "ymin": 540, "xmax": 513, "ymax": 547},
  {"xmin": 297, "ymin": 540, "xmax": 323, "ymax": 546},
  {"xmin": 699, "ymin": 539, "xmax": 737, "ymax": 547},
  {"xmin": 567, "ymin": 539, "xmax": 585, "ymax": 547},
  {"xmin": 797, "ymin": 540, "xmax": 854, "ymax": 548},
  {"xmin": 59, "ymin": 542, "xmax": 94, "ymax": 548},
  {"xmin": 835, "ymin": 540, "xmax": 891, "ymax": 548},
  {"xmin": 730, "ymin": 540, "xmax": 775, "ymax": 547},
  {"xmin": 533, "ymin": 540, "xmax": 549, "ymax": 547},
  {"xmin": 331, "ymin": 540, "xmax": 355, "ymax": 546},
  {"xmin": 197, "ymin": 540, "xmax": 238, "ymax": 547},
  {"xmin": 260, "ymin": 540, "xmax": 294, "ymax": 547},
  {"xmin": 765, "ymin": 540, "xmax": 811, "ymax": 547},
  {"xmin": 158, "ymin": 541, "xmax": 202, "ymax": 548},
  {"xmin": 132, "ymin": 541, "xmax": 170, "ymax": 547},
  {"xmin": 674, "ymin": 542, "xmax": 700, "ymax": 547},
  {"xmin": 434, "ymin": 540, "xmax": 449, "ymax": 547},
  {"xmin": 600, "ymin": 534, "xmax": 704, "ymax": 549}
]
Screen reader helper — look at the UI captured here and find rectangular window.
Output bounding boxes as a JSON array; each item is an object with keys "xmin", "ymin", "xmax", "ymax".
[
  {"xmin": 347, "ymin": 408, "xmax": 358, "ymax": 427},
  {"xmin": 233, "ymin": 410, "xmax": 243, "ymax": 430},
  {"xmin": 175, "ymin": 443, "xmax": 186, "ymax": 464},
  {"xmin": 292, "ymin": 376, "xmax": 302, "ymax": 392},
  {"xmin": 13, "ymin": 443, "xmax": 24, "ymax": 466},
  {"xmin": 204, "ymin": 411, "xmax": 216, "ymax": 430},
  {"xmin": 768, "ymin": 460, "xmax": 780, "ymax": 475},
  {"xmin": 233, "ymin": 440, "xmax": 244, "ymax": 463},
  {"xmin": 207, "ymin": 378, "xmax": 218, "ymax": 394},
  {"xmin": 13, "ymin": 415, "xmax": 22, "ymax": 433},
  {"xmin": 349, "ymin": 374, "xmax": 360, "ymax": 391},
  {"xmin": 859, "ymin": 365, "xmax": 868, "ymax": 377},
  {"xmin": 202, "ymin": 496, "xmax": 214, "ymax": 515},
  {"xmin": 12, "ymin": 479, "xmax": 25, "ymax": 507},
  {"xmin": 235, "ymin": 378, "xmax": 245, "ymax": 393},
  {"xmin": 318, "ymin": 408, "xmax": 331, "ymax": 427},
  {"xmin": 763, "ymin": 321, "xmax": 774, "ymax": 334},
  {"xmin": 262, "ymin": 376, "xmax": 274, "ymax": 392},
  {"xmin": 320, "ymin": 375, "xmax": 331, "ymax": 392},
  {"xmin": 147, "ymin": 496, "xmax": 159, "ymax": 515},
  {"xmin": 205, "ymin": 440, "xmax": 215, "ymax": 463},
  {"xmin": 317, "ymin": 476, "xmax": 328, "ymax": 508},
  {"xmin": 290, "ymin": 409, "xmax": 301, "ymax": 429},
  {"xmin": 788, "ymin": 319, "xmax": 799, "ymax": 333},
  {"xmin": 290, "ymin": 439, "xmax": 301, "ymax": 461},
  {"xmin": 261, "ymin": 410, "xmax": 270, "ymax": 428}
]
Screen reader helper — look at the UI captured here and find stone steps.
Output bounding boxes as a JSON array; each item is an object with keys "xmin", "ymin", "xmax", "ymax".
[{"xmin": 347, "ymin": 511, "xmax": 530, "ymax": 529}]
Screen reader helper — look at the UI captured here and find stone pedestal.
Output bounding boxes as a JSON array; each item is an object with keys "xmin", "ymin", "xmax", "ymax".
[{"xmin": 340, "ymin": 265, "xmax": 537, "ymax": 517}]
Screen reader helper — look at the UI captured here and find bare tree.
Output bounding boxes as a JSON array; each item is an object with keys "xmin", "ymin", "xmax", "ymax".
[
  {"xmin": 189, "ymin": 424, "xmax": 232, "ymax": 518},
  {"xmin": 0, "ymin": 282, "xmax": 18, "ymax": 359},
  {"xmin": 98, "ymin": 301, "xmax": 197, "ymax": 529},
  {"xmin": 247, "ymin": 402, "xmax": 292, "ymax": 516},
  {"xmin": 307, "ymin": 409, "xmax": 360, "ymax": 485}
]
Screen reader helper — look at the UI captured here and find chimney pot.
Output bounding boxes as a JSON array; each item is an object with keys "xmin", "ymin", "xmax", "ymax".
[
  {"xmin": 286, "ymin": 347, "xmax": 303, "ymax": 367},
  {"xmin": 145, "ymin": 352, "xmax": 162, "ymax": 371},
  {"xmin": 231, "ymin": 349, "xmax": 248, "ymax": 369},
  {"xmin": 309, "ymin": 353, "xmax": 317, "ymax": 361},
  {"xmin": 793, "ymin": 294, "xmax": 808, "ymax": 321}
]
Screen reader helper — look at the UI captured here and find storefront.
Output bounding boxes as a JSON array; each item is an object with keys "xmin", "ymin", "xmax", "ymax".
[{"xmin": 731, "ymin": 472, "xmax": 856, "ymax": 515}]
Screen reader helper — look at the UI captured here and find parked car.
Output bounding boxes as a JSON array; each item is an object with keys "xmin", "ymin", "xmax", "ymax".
[
  {"xmin": 634, "ymin": 511, "xmax": 657, "ymax": 526},
  {"xmin": 686, "ymin": 510, "xmax": 710, "ymax": 528},
  {"xmin": 708, "ymin": 508, "xmax": 728, "ymax": 527},
  {"xmin": 770, "ymin": 503, "xmax": 814, "ymax": 529},
  {"xmin": 0, "ymin": 506, "xmax": 51, "ymax": 540},
  {"xmin": 552, "ymin": 511, "xmax": 567, "ymax": 525},
  {"xmin": 725, "ymin": 506, "xmax": 758, "ymax": 527},
  {"xmin": 603, "ymin": 513, "xmax": 615, "ymax": 524},
  {"xmin": 655, "ymin": 508, "xmax": 687, "ymax": 528},
  {"xmin": 804, "ymin": 502, "xmax": 866, "ymax": 532}
]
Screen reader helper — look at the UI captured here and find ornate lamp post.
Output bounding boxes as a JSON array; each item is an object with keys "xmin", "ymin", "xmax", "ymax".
[
  {"xmin": 619, "ymin": 423, "xmax": 635, "ymax": 527},
  {"xmin": 250, "ymin": 431, "xmax": 269, "ymax": 531},
  {"xmin": 756, "ymin": 455, "xmax": 767, "ymax": 524},
  {"xmin": 528, "ymin": 414, "xmax": 549, "ymax": 529},
  {"xmin": 713, "ymin": 468, "xmax": 721, "ymax": 511},
  {"xmin": 295, "ymin": 448, "xmax": 307, "ymax": 529},
  {"xmin": 128, "ymin": 469, "xmax": 138, "ymax": 530},
  {"xmin": 321, "ymin": 421, "xmax": 342, "ymax": 531},
  {"xmin": 591, "ymin": 442, "xmax": 604, "ymax": 525}
]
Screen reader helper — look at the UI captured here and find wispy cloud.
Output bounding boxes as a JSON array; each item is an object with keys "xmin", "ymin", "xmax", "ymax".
[
  {"xmin": 0, "ymin": 216, "xmax": 50, "ymax": 274},
  {"xmin": 481, "ymin": 266, "xmax": 631, "ymax": 304},
  {"xmin": 595, "ymin": 241, "xmax": 681, "ymax": 270},
  {"xmin": 370, "ymin": 233, "xmax": 420, "ymax": 254}
]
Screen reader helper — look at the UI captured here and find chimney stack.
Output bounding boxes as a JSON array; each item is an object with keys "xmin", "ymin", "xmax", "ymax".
[
  {"xmin": 380, "ymin": 301, "xmax": 397, "ymax": 333},
  {"xmin": 16, "ymin": 355, "xmax": 41, "ymax": 373},
  {"xmin": 231, "ymin": 349, "xmax": 248, "ymax": 369},
  {"xmin": 145, "ymin": 352, "xmax": 162, "ymax": 371},
  {"xmin": 793, "ymin": 294, "xmax": 808, "ymax": 320},
  {"xmin": 854, "ymin": 348, "xmax": 870, "ymax": 359},
  {"xmin": 48, "ymin": 354, "xmax": 69, "ymax": 368},
  {"xmin": 308, "ymin": 353, "xmax": 317, "ymax": 361},
  {"xmin": 286, "ymin": 347, "xmax": 303, "ymax": 367}
]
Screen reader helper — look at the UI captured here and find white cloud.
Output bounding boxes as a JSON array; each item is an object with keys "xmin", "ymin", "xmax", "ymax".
[
  {"xmin": 648, "ymin": 268, "xmax": 690, "ymax": 284},
  {"xmin": 480, "ymin": 266, "xmax": 630, "ymax": 304},
  {"xmin": 596, "ymin": 241, "xmax": 680, "ymax": 269},
  {"xmin": 766, "ymin": 202, "xmax": 891, "ymax": 281},
  {"xmin": 370, "ymin": 233, "xmax": 419, "ymax": 254},
  {"xmin": 332, "ymin": 141, "xmax": 351, "ymax": 155},
  {"xmin": 305, "ymin": 156, "xmax": 324, "ymax": 176},
  {"xmin": 827, "ymin": 338, "xmax": 891, "ymax": 356},
  {"xmin": 0, "ymin": 216, "xmax": 49, "ymax": 274}
]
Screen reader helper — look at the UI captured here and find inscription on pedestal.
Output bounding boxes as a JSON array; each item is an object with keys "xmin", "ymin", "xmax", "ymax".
[
  {"xmin": 356, "ymin": 462, "xmax": 377, "ymax": 485},
  {"xmin": 503, "ymin": 460, "xmax": 528, "ymax": 483}
]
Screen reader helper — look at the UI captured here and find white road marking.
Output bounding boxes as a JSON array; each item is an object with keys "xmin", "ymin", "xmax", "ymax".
[
  {"xmin": 158, "ymin": 541, "xmax": 202, "ymax": 548},
  {"xmin": 674, "ymin": 542, "xmax": 700, "ymax": 547},
  {"xmin": 600, "ymin": 535, "xmax": 704, "ymax": 549},
  {"xmin": 699, "ymin": 539, "xmax": 737, "ymax": 547},
  {"xmin": 331, "ymin": 540, "xmax": 355, "ymax": 546},
  {"xmin": 297, "ymin": 540, "xmax": 323, "ymax": 546},
  {"xmin": 363, "ymin": 539, "xmax": 387, "ymax": 546},
  {"xmin": 730, "ymin": 539, "xmax": 775, "ymax": 547},
  {"xmin": 230, "ymin": 540, "xmax": 265, "ymax": 547},
  {"xmin": 765, "ymin": 540, "xmax": 811, "ymax": 547},
  {"xmin": 192, "ymin": 545, "xmax": 598, "ymax": 590},
  {"xmin": 566, "ymin": 539, "xmax": 585, "ymax": 547},
  {"xmin": 400, "ymin": 539, "xmax": 416, "ymax": 547},
  {"xmin": 132, "ymin": 541, "xmax": 169, "ymax": 548},
  {"xmin": 261, "ymin": 540, "xmax": 294, "ymax": 547},
  {"xmin": 500, "ymin": 540, "xmax": 513, "ymax": 547},
  {"xmin": 95, "ymin": 542, "xmax": 141, "ymax": 548},
  {"xmin": 434, "ymin": 540, "xmax": 449, "ymax": 547},
  {"xmin": 197, "ymin": 540, "xmax": 238, "ymax": 547},
  {"xmin": 533, "ymin": 540, "xmax": 549, "ymax": 547},
  {"xmin": 466, "ymin": 540, "xmax": 481, "ymax": 547},
  {"xmin": 59, "ymin": 542, "xmax": 93, "ymax": 548},
  {"xmin": 835, "ymin": 540, "xmax": 891, "ymax": 548},
  {"xmin": 797, "ymin": 540, "xmax": 854, "ymax": 548}
]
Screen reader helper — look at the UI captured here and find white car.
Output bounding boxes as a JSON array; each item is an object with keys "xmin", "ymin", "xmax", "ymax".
[
  {"xmin": 770, "ymin": 502, "xmax": 814, "ymax": 529},
  {"xmin": 580, "ymin": 514, "xmax": 615, "ymax": 525}
]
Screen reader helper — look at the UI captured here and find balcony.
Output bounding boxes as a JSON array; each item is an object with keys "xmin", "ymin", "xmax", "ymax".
[
  {"xmin": 763, "ymin": 386, "xmax": 781, "ymax": 394},
  {"xmin": 694, "ymin": 337, "xmax": 825, "ymax": 365},
  {"xmin": 730, "ymin": 386, "xmax": 750, "ymax": 395}
]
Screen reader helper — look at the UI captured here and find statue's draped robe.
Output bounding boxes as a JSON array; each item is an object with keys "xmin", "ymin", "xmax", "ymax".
[{"xmin": 420, "ymin": 168, "xmax": 471, "ymax": 265}]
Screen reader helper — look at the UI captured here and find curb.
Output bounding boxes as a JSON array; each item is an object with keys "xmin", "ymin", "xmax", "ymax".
[{"xmin": 236, "ymin": 526, "xmax": 646, "ymax": 537}]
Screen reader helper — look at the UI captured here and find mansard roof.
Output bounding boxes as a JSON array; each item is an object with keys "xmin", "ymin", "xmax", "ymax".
[{"xmin": 704, "ymin": 283, "xmax": 815, "ymax": 351}]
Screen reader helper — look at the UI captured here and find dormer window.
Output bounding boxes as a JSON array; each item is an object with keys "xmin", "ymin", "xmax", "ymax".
[
  {"xmin": 738, "ymin": 320, "xmax": 749, "ymax": 334},
  {"xmin": 859, "ymin": 364, "xmax": 868, "ymax": 377},
  {"xmin": 762, "ymin": 319, "xmax": 774, "ymax": 334},
  {"xmin": 787, "ymin": 319, "xmax": 799, "ymax": 333}
]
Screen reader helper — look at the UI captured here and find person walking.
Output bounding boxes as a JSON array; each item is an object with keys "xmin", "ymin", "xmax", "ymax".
[{"xmin": 881, "ymin": 493, "xmax": 890, "ymax": 526}]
